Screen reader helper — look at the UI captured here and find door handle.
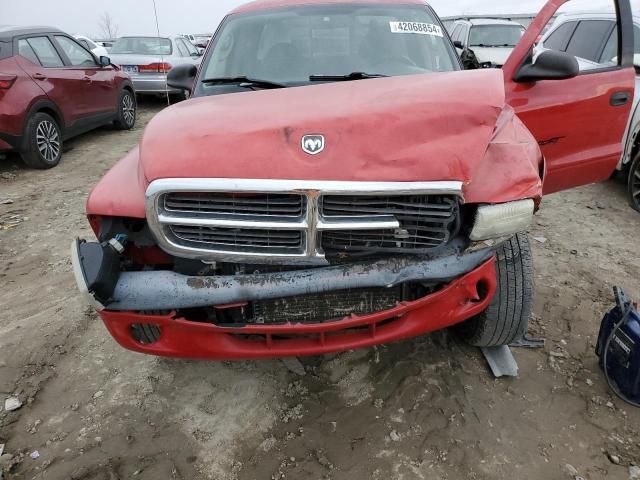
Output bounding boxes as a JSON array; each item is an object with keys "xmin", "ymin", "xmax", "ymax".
[
  {"xmin": 32, "ymin": 73, "xmax": 47, "ymax": 80},
  {"xmin": 610, "ymin": 92, "xmax": 631, "ymax": 107}
]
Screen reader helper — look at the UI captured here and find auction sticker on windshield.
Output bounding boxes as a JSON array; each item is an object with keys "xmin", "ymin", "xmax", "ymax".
[{"xmin": 389, "ymin": 22, "xmax": 443, "ymax": 37}]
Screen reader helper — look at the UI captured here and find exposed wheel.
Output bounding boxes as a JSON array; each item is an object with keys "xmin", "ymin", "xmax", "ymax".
[
  {"xmin": 20, "ymin": 112, "xmax": 62, "ymax": 169},
  {"xmin": 113, "ymin": 89, "xmax": 136, "ymax": 130},
  {"xmin": 629, "ymin": 152, "xmax": 640, "ymax": 212},
  {"xmin": 455, "ymin": 233, "xmax": 534, "ymax": 347}
]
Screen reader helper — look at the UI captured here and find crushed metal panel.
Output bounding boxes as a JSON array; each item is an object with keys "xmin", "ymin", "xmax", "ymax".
[{"xmin": 481, "ymin": 345, "xmax": 519, "ymax": 378}]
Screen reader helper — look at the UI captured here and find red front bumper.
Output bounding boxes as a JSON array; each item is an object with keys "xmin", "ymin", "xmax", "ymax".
[{"xmin": 97, "ymin": 258, "xmax": 496, "ymax": 360}]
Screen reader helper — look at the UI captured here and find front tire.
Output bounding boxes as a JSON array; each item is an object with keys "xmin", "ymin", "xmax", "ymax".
[
  {"xmin": 113, "ymin": 89, "xmax": 136, "ymax": 130},
  {"xmin": 20, "ymin": 112, "xmax": 63, "ymax": 169},
  {"xmin": 455, "ymin": 233, "xmax": 534, "ymax": 347},
  {"xmin": 629, "ymin": 152, "xmax": 640, "ymax": 213}
]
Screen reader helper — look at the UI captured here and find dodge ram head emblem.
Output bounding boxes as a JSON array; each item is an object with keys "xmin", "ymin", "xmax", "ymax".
[{"xmin": 301, "ymin": 135, "xmax": 325, "ymax": 155}]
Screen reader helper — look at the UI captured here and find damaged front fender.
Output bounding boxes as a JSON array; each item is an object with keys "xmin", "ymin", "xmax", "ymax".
[{"xmin": 464, "ymin": 105, "xmax": 543, "ymax": 204}]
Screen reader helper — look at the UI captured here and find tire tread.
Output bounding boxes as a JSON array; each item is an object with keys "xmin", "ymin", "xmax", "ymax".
[{"xmin": 455, "ymin": 233, "xmax": 534, "ymax": 347}]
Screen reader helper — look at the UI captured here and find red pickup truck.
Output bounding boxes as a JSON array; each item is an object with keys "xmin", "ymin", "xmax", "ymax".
[{"xmin": 72, "ymin": 0, "xmax": 635, "ymax": 360}]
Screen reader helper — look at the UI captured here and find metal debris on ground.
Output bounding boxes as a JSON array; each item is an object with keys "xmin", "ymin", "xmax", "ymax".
[
  {"xmin": 281, "ymin": 357, "xmax": 306, "ymax": 376},
  {"xmin": 481, "ymin": 346, "xmax": 519, "ymax": 378}
]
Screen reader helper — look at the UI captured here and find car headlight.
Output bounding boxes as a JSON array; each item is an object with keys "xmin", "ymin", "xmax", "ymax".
[{"xmin": 470, "ymin": 199, "xmax": 535, "ymax": 241}]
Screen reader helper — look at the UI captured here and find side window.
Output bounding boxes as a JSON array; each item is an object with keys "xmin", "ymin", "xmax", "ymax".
[
  {"xmin": 79, "ymin": 39, "xmax": 91, "ymax": 49},
  {"xmin": 600, "ymin": 26, "xmax": 618, "ymax": 64},
  {"xmin": 175, "ymin": 38, "xmax": 189, "ymax": 56},
  {"xmin": 55, "ymin": 36, "xmax": 96, "ymax": 66},
  {"xmin": 565, "ymin": 20, "xmax": 615, "ymax": 63},
  {"xmin": 544, "ymin": 21, "xmax": 577, "ymax": 51},
  {"xmin": 18, "ymin": 39, "xmax": 41, "ymax": 65},
  {"xmin": 25, "ymin": 37, "xmax": 64, "ymax": 67},
  {"xmin": 600, "ymin": 23, "xmax": 638, "ymax": 64}
]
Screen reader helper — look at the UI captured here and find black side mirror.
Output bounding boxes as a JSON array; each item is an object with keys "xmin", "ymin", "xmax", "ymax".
[
  {"xmin": 514, "ymin": 50, "xmax": 579, "ymax": 83},
  {"xmin": 453, "ymin": 40, "xmax": 464, "ymax": 49},
  {"xmin": 99, "ymin": 56, "xmax": 111, "ymax": 67},
  {"xmin": 167, "ymin": 64, "xmax": 198, "ymax": 92}
]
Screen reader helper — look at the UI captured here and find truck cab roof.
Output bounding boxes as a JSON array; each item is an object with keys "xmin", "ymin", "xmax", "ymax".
[{"xmin": 232, "ymin": 0, "xmax": 430, "ymax": 14}]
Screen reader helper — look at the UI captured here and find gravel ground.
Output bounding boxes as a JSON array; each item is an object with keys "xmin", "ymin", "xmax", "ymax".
[{"xmin": 0, "ymin": 99, "xmax": 639, "ymax": 480}]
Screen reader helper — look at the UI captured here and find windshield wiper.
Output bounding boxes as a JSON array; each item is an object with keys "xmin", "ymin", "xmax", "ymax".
[
  {"xmin": 200, "ymin": 76, "xmax": 287, "ymax": 90},
  {"xmin": 471, "ymin": 44, "xmax": 515, "ymax": 48},
  {"xmin": 309, "ymin": 72, "xmax": 388, "ymax": 82}
]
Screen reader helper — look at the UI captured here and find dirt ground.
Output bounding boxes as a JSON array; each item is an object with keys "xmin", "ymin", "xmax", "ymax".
[{"xmin": 1, "ymin": 99, "xmax": 639, "ymax": 480}]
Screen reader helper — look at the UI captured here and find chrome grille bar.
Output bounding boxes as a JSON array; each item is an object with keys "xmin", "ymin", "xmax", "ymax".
[{"xmin": 146, "ymin": 179, "xmax": 464, "ymax": 265}]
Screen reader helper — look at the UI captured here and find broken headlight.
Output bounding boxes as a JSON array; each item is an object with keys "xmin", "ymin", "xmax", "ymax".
[{"xmin": 469, "ymin": 199, "xmax": 534, "ymax": 241}]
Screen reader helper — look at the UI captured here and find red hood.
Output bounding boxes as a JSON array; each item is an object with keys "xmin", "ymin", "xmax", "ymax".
[{"xmin": 140, "ymin": 70, "xmax": 506, "ymax": 184}]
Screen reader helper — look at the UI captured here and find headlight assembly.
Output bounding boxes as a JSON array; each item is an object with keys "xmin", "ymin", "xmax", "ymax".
[{"xmin": 470, "ymin": 199, "xmax": 535, "ymax": 241}]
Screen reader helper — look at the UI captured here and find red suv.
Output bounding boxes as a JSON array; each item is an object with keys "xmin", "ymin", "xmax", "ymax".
[{"xmin": 0, "ymin": 26, "xmax": 136, "ymax": 169}]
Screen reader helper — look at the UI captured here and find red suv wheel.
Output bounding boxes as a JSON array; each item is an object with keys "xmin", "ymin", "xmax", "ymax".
[{"xmin": 21, "ymin": 112, "xmax": 63, "ymax": 169}]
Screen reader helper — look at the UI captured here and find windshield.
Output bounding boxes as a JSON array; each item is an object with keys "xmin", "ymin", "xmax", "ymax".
[
  {"xmin": 198, "ymin": 4, "xmax": 458, "ymax": 92},
  {"xmin": 111, "ymin": 37, "xmax": 172, "ymax": 55},
  {"xmin": 469, "ymin": 25, "xmax": 525, "ymax": 47}
]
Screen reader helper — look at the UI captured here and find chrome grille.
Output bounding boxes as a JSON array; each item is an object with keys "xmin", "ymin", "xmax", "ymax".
[
  {"xmin": 320, "ymin": 195, "xmax": 457, "ymax": 254},
  {"xmin": 164, "ymin": 192, "xmax": 305, "ymax": 218},
  {"xmin": 146, "ymin": 179, "xmax": 464, "ymax": 265},
  {"xmin": 170, "ymin": 225, "xmax": 304, "ymax": 253}
]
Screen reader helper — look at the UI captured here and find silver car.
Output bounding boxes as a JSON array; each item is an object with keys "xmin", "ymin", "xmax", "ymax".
[
  {"xmin": 450, "ymin": 18, "xmax": 526, "ymax": 68},
  {"xmin": 540, "ymin": 12, "xmax": 640, "ymax": 211},
  {"xmin": 109, "ymin": 35, "xmax": 201, "ymax": 95}
]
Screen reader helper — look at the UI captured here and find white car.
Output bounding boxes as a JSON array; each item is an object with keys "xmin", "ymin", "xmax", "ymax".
[
  {"xmin": 74, "ymin": 35, "xmax": 109, "ymax": 58},
  {"xmin": 450, "ymin": 18, "xmax": 526, "ymax": 68},
  {"xmin": 539, "ymin": 12, "xmax": 640, "ymax": 211}
]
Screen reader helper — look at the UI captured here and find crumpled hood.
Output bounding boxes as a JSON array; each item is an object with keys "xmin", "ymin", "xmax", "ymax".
[{"xmin": 140, "ymin": 69, "xmax": 506, "ymax": 184}]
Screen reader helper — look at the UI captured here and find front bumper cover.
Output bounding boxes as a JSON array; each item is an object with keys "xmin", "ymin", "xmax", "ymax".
[{"xmin": 71, "ymin": 239, "xmax": 498, "ymax": 359}]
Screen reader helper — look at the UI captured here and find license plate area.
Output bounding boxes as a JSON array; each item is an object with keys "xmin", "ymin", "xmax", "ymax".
[{"xmin": 122, "ymin": 65, "xmax": 138, "ymax": 74}]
